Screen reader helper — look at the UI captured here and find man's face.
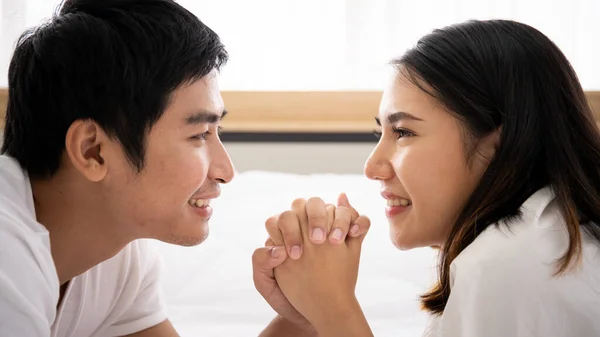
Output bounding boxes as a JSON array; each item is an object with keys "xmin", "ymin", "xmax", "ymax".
[{"xmin": 105, "ymin": 74, "xmax": 234, "ymax": 246}]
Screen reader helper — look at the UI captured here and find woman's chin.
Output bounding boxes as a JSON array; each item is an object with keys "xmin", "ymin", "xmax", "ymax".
[
  {"xmin": 390, "ymin": 227, "xmax": 435, "ymax": 251},
  {"xmin": 390, "ymin": 231, "xmax": 416, "ymax": 251}
]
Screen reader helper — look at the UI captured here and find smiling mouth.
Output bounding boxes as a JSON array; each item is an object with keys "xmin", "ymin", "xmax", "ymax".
[
  {"xmin": 188, "ymin": 198, "xmax": 212, "ymax": 208},
  {"xmin": 387, "ymin": 198, "xmax": 412, "ymax": 207}
]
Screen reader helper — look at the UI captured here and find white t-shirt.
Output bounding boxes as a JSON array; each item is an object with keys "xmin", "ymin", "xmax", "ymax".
[
  {"xmin": 423, "ymin": 187, "xmax": 600, "ymax": 337},
  {"xmin": 0, "ymin": 155, "xmax": 167, "ymax": 337}
]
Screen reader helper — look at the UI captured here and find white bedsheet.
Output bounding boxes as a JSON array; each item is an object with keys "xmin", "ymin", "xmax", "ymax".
[{"xmin": 153, "ymin": 171, "xmax": 438, "ymax": 336}]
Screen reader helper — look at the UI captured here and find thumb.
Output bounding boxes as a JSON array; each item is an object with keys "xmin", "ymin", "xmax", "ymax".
[
  {"xmin": 252, "ymin": 246, "xmax": 287, "ymax": 297},
  {"xmin": 252, "ymin": 246, "xmax": 287, "ymax": 273}
]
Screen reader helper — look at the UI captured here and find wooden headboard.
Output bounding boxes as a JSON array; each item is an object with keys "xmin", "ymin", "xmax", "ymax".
[
  {"xmin": 1, "ymin": 88, "xmax": 599, "ymax": 132},
  {"xmin": 219, "ymin": 91, "xmax": 600, "ymax": 132}
]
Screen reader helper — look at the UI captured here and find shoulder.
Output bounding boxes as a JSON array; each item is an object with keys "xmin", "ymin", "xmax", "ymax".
[
  {"xmin": 0, "ymin": 155, "xmax": 42, "ymax": 230},
  {"xmin": 0, "ymin": 214, "xmax": 59, "ymax": 316},
  {"xmin": 0, "ymin": 155, "xmax": 29, "ymax": 200},
  {"xmin": 0, "ymin": 214, "xmax": 56, "ymax": 287},
  {"xmin": 0, "ymin": 154, "xmax": 58, "ymax": 294},
  {"xmin": 450, "ymin": 186, "xmax": 600, "ymax": 296},
  {"xmin": 451, "ymin": 188, "xmax": 568, "ymax": 286},
  {"xmin": 441, "ymin": 188, "xmax": 600, "ymax": 335},
  {"xmin": 0, "ymin": 157, "xmax": 59, "ymax": 335},
  {"xmin": 0, "ymin": 155, "xmax": 56, "ymax": 284}
]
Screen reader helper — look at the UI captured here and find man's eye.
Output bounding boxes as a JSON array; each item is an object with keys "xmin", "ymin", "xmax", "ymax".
[{"xmin": 190, "ymin": 132, "xmax": 209, "ymax": 141}]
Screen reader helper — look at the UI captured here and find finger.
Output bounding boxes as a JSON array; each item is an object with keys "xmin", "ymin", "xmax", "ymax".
[
  {"xmin": 265, "ymin": 214, "xmax": 284, "ymax": 246},
  {"xmin": 306, "ymin": 197, "xmax": 327, "ymax": 244},
  {"xmin": 337, "ymin": 193, "xmax": 360, "ymax": 221},
  {"xmin": 278, "ymin": 210, "xmax": 303, "ymax": 260},
  {"xmin": 252, "ymin": 246, "xmax": 287, "ymax": 296},
  {"xmin": 348, "ymin": 215, "xmax": 371, "ymax": 238},
  {"xmin": 264, "ymin": 238, "xmax": 275, "ymax": 246},
  {"xmin": 348, "ymin": 216, "xmax": 371, "ymax": 251},
  {"xmin": 326, "ymin": 203, "xmax": 335, "ymax": 233},
  {"xmin": 329, "ymin": 206, "xmax": 353, "ymax": 245},
  {"xmin": 291, "ymin": 198, "xmax": 310, "ymax": 242}
]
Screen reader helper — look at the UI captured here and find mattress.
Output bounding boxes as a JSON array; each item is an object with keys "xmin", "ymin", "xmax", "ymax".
[{"xmin": 152, "ymin": 170, "xmax": 438, "ymax": 336}]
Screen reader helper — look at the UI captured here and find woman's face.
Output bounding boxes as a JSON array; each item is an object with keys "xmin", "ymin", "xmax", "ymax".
[{"xmin": 364, "ymin": 71, "xmax": 496, "ymax": 250}]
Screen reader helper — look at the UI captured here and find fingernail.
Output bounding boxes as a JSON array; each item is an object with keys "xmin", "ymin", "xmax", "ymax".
[
  {"xmin": 331, "ymin": 228, "xmax": 343, "ymax": 241},
  {"xmin": 290, "ymin": 245, "xmax": 301, "ymax": 259},
  {"xmin": 311, "ymin": 228, "xmax": 325, "ymax": 242},
  {"xmin": 350, "ymin": 224, "xmax": 360, "ymax": 236},
  {"xmin": 271, "ymin": 246, "xmax": 285, "ymax": 259}
]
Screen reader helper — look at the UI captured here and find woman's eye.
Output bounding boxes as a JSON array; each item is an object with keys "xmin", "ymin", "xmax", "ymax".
[{"xmin": 393, "ymin": 128, "xmax": 415, "ymax": 139}]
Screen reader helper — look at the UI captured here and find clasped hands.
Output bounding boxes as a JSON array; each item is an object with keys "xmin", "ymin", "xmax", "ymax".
[{"xmin": 252, "ymin": 193, "xmax": 372, "ymax": 336}]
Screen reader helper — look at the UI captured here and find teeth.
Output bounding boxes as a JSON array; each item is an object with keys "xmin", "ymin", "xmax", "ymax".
[
  {"xmin": 189, "ymin": 199, "xmax": 211, "ymax": 207},
  {"xmin": 387, "ymin": 198, "xmax": 411, "ymax": 207}
]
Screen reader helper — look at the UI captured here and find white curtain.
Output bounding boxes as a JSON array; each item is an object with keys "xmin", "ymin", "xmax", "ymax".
[{"xmin": 1, "ymin": 0, "xmax": 599, "ymax": 90}]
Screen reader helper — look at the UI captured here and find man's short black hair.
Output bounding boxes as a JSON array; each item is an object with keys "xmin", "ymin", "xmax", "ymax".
[{"xmin": 1, "ymin": 0, "xmax": 228, "ymax": 178}]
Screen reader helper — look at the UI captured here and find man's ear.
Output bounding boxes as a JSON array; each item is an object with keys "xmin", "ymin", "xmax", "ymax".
[{"xmin": 64, "ymin": 120, "xmax": 108, "ymax": 182}]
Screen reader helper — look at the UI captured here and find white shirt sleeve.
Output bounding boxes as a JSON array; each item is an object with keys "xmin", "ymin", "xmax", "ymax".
[
  {"xmin": 105, "ymin": 240, "xmax": 168, "ymax": 336},
  {"xmin": 0, "ymin": 214, "xmax": 58, "ymax": 337}
]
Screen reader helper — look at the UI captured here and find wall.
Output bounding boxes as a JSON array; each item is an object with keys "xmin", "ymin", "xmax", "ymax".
[{"xmin": 224, "ymin": 142, "xmax": 374, "ymax": 174}]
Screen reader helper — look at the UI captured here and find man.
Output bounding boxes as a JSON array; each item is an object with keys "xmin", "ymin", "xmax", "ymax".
[{"xmin": 0, "ymin": 0, "xmax": 234, "ymax": 335}]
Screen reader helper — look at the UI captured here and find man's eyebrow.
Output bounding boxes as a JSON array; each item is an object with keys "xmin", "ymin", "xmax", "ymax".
[{"xmin": 184, "ymin": 109, "xmax": 228, "ymax": 125}]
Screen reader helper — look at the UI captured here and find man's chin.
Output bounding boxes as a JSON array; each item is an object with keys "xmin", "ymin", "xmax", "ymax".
[
  {"xmin": 160, "ymin": 222, "xmax": 210, "ymax": 247},
  {"xmin": 162, "ymin": 233, "xmax": 209, "ymax": 247}
]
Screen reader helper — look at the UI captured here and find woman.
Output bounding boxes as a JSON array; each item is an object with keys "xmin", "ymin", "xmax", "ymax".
[{"xmin": 253, "ymin": 19, "xmax": 600, "ymax": 336}]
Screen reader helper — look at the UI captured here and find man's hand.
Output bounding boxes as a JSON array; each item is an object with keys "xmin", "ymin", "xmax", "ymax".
[{"xmin": 252, "ymin": 244, "xmax": 312, "ymax": 331}]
